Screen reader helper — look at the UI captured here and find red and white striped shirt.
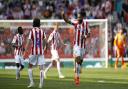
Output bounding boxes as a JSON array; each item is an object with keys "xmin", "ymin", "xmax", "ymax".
[
  {"xmin": 71, "ymin": 20, "xmax": 88, "ymax": 48},
  {"xmin": 48, "ymin": 30, "xmax": 61, "ymax": 50},
  {"xmin": 12, "ymin": 34, "xmax": 24, "ymax": 55},
  {"xmin": 28, "ymin": 27, "xmax": 46, "ymax": 55}
]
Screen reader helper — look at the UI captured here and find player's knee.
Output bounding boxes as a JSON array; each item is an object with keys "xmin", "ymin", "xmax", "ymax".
[
  {"xmin": 75, "ymin": 56, "xmax": 83, "ymax": 65},
  {"xmin": 21, "ymin": 65, "xmax": 24, "ymax": 70},
  {"xmin": 56, "ymin": 58, "xmax": 60, "ymax": 63},
  {"xmin": 80, "ymin": 59, "xmax": 83, "ymax": 66},
  {"xmin": 16, "ymin": 63, "xmax": 20, "ymax": 68},
  {"xmin": 117, "ymin": 54, "xmax": 121, "ymax": 58},
  {"xmin": 39, "ymin": 65, "xmax": 44, "ymax": 70},
  {"xmin": 28, "ymin": 63, "xmax": 33, "ymax": 68}
]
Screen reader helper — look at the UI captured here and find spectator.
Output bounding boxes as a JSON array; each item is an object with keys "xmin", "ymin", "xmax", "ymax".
[
  {"xmin": 23, "ymin": 0, "xmax": 31, "ymax": 19},
  {"xmin": 115, "ymin": 0, "xmax": 123, "ymax": 21},
  {"xmin": 122, "ymin": 0, "xmax": 128, "ymax": 24},
  {"xmin": 12, "ymin": 3, "xmax": 24, "ymax": 19},
  {"xmin": 31, "ymin": 1, "xmax": 40, "ymax": 19},
  {"xmin": 0, "ymin": 42, "xmax": 6, "ymax": 55}
]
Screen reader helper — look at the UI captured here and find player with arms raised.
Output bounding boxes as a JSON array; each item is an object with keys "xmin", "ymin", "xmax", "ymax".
[
  {"xmin": 24, "ymin": 18, "xmax": 47, "ymax": 88},
  {"xmin": 12, "ymin": 27, "xmax": 25, "ymax": 80},
  {"xmin": 114, "ymin": 23, "xmax": 126, "ymax": 69},
  {"xmin": 62, "ymin": 11, "xmax": 90, "ymax": 85}
]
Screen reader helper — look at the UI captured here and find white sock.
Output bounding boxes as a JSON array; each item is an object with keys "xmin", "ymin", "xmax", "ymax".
[
  {"xmin": 44, "ymin": 62, "xmax": 52, "ymax": 74},
  {"xmin": 56, "ymin": 60, "xmax": 62, "ymax": 76},
  {"xmin": 40, "ymin": 70, "xmax": 44, "ymax": 85},
  {"xmin": 16, "ymin": 67, "xmax": 20, "ymax": 78},
  {"xmin": 28, "ymin": 68, "xmax": 34, "ymax": 83}
]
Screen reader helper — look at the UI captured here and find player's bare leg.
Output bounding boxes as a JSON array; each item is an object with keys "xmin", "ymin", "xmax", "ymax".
[
  {"xmin": 115, "ymin": 57, "xmax": 119, "ymax": 70},
  {"xmin": 80, "ymin": 57, "xmax": 83, "ymax": 73},
  {"xmin": 115, "ymin": 50, "xmax": 120, "ymax": 70},
  {"xmin": 16, "ymin": 63, "xmax": 20, "ymax": 80},
  {"xmin": 20, "ymin": 64, "xmax": 24, "ymax": 71},
  {"xmin": 74, "ymin": 56, "xmax": 81, "ymax": 86},
  {"xmin": 56, "ymin": 59, "xmax": 64, "ymax": 78},
  {"xmin": 73, "ymin": 61, "xmax": 76, "ymax": 72},
  {"xmin": 28, "ymin": 64, "xmax": 34, "ymax": 88},
  {"xmin": 74, "ymin": 62, "xmax": 80, "ymax": 86},
  {"xmin": 80, "ymin": 63, "xmax": 82, "ymax": 73},
  {"xmin": 16, "ymin": 63, "xmax": 24, "ymax": 80},
  {"xmin": 44, "ymin": 60, "xmax": 53, "ymax": 79},
  {"xmin": 121, "ymin": 56, "xmax": 126, "ymax": 69},
  {"xmin": 39, "ymin": 65, "xmax": 44, "ymax": 88}
]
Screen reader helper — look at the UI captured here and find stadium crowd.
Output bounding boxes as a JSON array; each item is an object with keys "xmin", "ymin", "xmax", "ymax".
[
  {"xmin": 0, "ymin": 0, "xmax": 128, "ymax": 58},
  {"xmin": 0, "ymin": 0, "xmax": 113, "ymax": 19}
]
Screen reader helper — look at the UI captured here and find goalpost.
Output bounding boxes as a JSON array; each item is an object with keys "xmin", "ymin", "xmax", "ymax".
[{"xmin": 0, "ymin": 19, "xmax": 108, "ymax": 68}]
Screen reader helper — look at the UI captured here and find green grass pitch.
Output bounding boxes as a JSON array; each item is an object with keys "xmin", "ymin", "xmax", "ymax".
[{"xmin": 0, "ymin": 68, "xmax": 128, "ymax": 89}]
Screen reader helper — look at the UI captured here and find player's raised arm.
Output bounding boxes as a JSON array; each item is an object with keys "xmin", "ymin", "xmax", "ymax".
[
  {"xmin": 85, "ymin": 22, "xmax": 90, "ymax": 38},
  {"xmin": 61, "ymin": 11, "xmax": 74, "ymax": 25},
  {"xmin": 42, "ymin": 32, "xmax": 47, "ymax": 51},
  {"xmin": 47, "ymin": 23, "xmax": 57, "ymax": 43},
  {"xmin": 47, "ymin": 33, "xmax": 53, "ymax": 43},
  {"xmin": 43, "ymin": 38, "xmax": 47, "ymax": 51}
]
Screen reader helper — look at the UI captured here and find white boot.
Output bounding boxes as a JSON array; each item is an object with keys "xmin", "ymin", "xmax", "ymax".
[
  {"xmin": 59, "ymin": 74, "xmax": 65, "ymax": 79},
  {"xmin": 39, "ymin": 70, "xmax": 44, "ymax": 88},
  {"xmin": 27, "ymin": 82, "xmax": 34, "ymax": 88}
]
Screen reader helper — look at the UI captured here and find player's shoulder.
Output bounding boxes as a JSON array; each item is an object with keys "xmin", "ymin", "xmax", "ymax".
[
  {"xmin": 72, "ymin": 19, "xmax": 78, "ymax": 23},
  {"xmin": 39, "ymin": 27, "xmax": 45, "ymax": 33},
  {"xmin": 114, "ymin": 33, "xmax": 118, "ymax": 39},
  {"xmin": 116, "ymin": 33, "xmax": 120, "ymax": 36},
  {"xmin": 71, "ymin": 19, "xmax": 78, "ymax": 25},
  {"xmin": 49, "ymin": 30, "xmax": 55, "ymax": 36},
  {"xmin": 31, "ymin": 27, "xmax": 36, "ymax": 32},
  {"xmin": 122, "ymin": 34, "xmax": 126, "ymax": 38},
  {"xmin": 15, "ymin": 34, "xmax": 19, "ymax": 37},
  {"xmin": 13, "ymin": 34, "xmax": 19, "ymax": 40},
  {"xmin": 31, "ymin": 27, "xmax": 40, "ymax": 31},
  {"xmin": 32, "ymin": 27, "xmax": 36, "ymax": 30},
  {"xmin": 31, "ymin": 27, "xmax": 40, "ymax": 30}
]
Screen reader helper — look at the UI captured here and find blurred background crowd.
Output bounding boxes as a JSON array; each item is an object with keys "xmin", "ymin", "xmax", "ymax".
[
  {"xmin": 0, "ymin": 0, "xmax": 128, "ymax": 58},
  {"xmin": 0, "ymin": 0, "xmax": 127, "ymax": 21}
]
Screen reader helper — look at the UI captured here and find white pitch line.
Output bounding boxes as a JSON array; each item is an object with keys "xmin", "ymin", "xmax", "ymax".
[{"xmin": 97, "ymin": 80, "xmax": 105, "ymax": 83}]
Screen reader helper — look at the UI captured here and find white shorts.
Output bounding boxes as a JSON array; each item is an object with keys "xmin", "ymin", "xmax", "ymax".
[
  {"xmin": 29, "ymin": 55, "xmax": 45, "ymax": 66},
  {"xmin": 51, "ymin": 49, "xmax": 59, "ymax": 60},
  {"xmin": 15, "ymin": 55, "xmax": 24, "ymax": 65},
  {"xmin": 73, "ymin": 45, "xmax": 85, "ymax": 58}
]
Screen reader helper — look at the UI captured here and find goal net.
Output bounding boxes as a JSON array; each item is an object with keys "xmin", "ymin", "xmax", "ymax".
[{"xmin": 0, "ymin": 19, "xmax": 108, "ymax": 68}]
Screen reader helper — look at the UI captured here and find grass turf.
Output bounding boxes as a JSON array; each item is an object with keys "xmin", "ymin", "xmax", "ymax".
[{"xmin": 0, "ymin": 68, "xmax": 128, "ymax": 89}]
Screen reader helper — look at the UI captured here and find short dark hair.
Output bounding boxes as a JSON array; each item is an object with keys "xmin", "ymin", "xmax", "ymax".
[
  {"xmin": 18, "ymin": 27, "xmax": 23, "ymax": 34},
  {"xmin": 33, "ymin": 18, "xmax": 40, "ymax": 27}
]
